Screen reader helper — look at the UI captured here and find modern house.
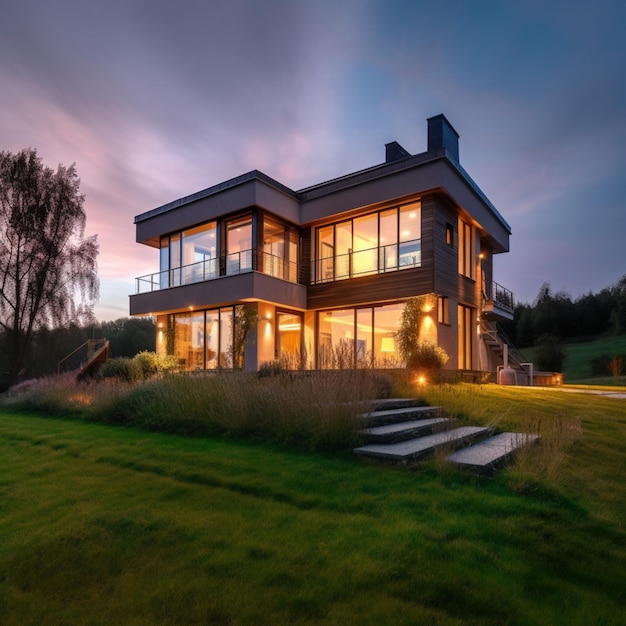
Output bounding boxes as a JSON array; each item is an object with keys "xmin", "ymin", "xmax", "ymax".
[{"xmin": 130, "ymin": 114, "xmax": 515, "ymax": 376}]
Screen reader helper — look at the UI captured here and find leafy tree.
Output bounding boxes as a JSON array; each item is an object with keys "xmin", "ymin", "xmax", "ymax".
[
  {"xmin": 0, "ymin": 148, "xmax": 98, "ymax": 388},
  {"xmin": 535, "ymin": 334, "xmax": 566, "ymax": 372}
]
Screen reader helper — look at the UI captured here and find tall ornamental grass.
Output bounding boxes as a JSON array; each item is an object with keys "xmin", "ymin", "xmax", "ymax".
[{"xmin": 1, "ymin": 370, "xmax": 392, "ymax": 452}]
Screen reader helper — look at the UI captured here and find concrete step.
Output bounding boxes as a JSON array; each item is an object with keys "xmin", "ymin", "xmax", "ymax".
[
  {"xmin": 446, "ymin": 432, "xmax": 540, "ymax": 473},
  {"xmin": 369, "ymin": 398, "xmax": 429, "ymax": 411},
  {"xmin": 359, "ymin": 405, "xmax": 443, "ymax": 427},
  {"xmin": 360, "ymin": 417, "xmax": 454, "ymax": 443},
  {"xmin": 354, "ymin": 426, "xmax": 492, "ymax": 461}
]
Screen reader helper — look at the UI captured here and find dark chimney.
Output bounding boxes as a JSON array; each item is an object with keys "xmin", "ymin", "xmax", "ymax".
[
  {"xmin": 385, "ymin": 141, "xmax": 411, "ymax": 163},
  {"xmin": 427, "ymin": 114, "xmax": 460, "ymax": 162}
]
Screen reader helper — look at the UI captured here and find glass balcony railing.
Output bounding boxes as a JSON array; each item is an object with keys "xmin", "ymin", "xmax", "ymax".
[
  {"xmin": 311, "ymin": 239, "xmax": 421, "ymax": 284},
  {"xmin": 135, "ymin": 249, "xmax": 300, "ymax": 294}
]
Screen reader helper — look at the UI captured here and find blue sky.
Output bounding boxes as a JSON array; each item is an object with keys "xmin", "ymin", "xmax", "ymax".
[{"xmin": 1, "ymin": 0, "xmax": 624, "ymax": 320}]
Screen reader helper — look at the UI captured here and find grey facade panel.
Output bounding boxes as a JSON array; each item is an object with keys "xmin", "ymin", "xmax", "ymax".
[{"xmin": 130, "ymin": 272, "xmax": 307, "ymax": 315}]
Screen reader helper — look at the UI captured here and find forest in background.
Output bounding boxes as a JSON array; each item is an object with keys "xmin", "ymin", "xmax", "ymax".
[
  {"xmin": 0, "ymin": 317, "xmax": 155, "ymax": 390},
  {"xmin": 500, "ymin": 274, "xmax": 626, "ymax": 348}
]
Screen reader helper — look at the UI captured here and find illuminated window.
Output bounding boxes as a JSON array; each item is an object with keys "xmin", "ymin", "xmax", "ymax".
[
  {"xmin": 313, "ymin": 202, "xmax": 421, "ymax": 282},
  {"xmin": 446, "ymin": 223, "xmax": 454, "ymax": 246},
  {"xmin": 438, "ymin": 296, "xmax": 449, "ymax": 324},
  {"xmin": 458, "ymin": 219, "xmax": 474, "ymax": 278}
]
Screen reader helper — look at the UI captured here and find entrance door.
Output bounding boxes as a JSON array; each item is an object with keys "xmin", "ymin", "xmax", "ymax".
[{"xmin": 276, "ymin": 312, "xmax": 302, "ymax": 369}]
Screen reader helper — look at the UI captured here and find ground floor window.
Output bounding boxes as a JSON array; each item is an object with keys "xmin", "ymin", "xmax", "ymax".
[
  {"xmin": 276, "ymin": 311, "xmax": 303, "ymax": 368},
  {"xmin": 168, "ymin": 307, "xmax": 236, "ymax": 370},
  {"xmin": 457, "ymin": 304, "xmax": 473, "ymax": 369},
  {"xmin": 317, "ymin": 303, "xmax": 404, "ymax": 369}
]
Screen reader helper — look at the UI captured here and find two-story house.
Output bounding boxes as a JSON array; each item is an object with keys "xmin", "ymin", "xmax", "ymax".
[{"xmin": 130, "ymin": 114, "xmax": 514, "ymax": 375}]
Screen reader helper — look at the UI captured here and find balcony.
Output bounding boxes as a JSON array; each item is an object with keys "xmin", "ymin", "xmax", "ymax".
[
  {"xmin": 135, "ymin": 249, "xmax": 302, "ymax": 294},
  {"xmin": 311, "ymin": 239, "xmax": 421, "ymax": 284},
  {"xmin": 482, "ymin": 281, "xmax": 515, "ymax": 320}
]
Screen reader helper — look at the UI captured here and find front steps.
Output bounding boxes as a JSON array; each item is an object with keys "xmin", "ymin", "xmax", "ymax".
[{"xmin": 354, "ymin": 399, "xmax": 538, "ymax": 473}]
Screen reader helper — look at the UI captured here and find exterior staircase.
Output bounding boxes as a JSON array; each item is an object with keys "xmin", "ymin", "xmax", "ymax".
[
  {"xmin": 354, "ymin": 398, "xmax": 539, "ymax": 473},
  {"xmin": 57, "ymin": 339, "xmax": 110, "ymax": 379},
  {"xmin": 481, "ymin": 320, "xmax": 534, "ymax": 383}
]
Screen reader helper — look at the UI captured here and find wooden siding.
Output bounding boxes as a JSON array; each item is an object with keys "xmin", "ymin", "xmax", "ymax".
[{"xmin": 307, "ymin": 267, "xmax": 434, "ymax": 310}]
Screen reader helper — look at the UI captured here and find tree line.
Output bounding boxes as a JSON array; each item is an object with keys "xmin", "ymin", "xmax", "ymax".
[
  {"xmin": 0, "ymin": 317, "xmax": 155, "ymax": 391},
  {"xmin": 501, "ymin": 275, "xmax": 626, "ymax": 348}
]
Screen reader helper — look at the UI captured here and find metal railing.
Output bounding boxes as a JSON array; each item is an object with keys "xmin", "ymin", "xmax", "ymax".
[
  {"xmin": 490, "ymin": 281, "xmax": 515, "ymax": 313},
  {"xmin": 57, "ymin": 339, "xmax": 110, "ymax": 375},
  {"xmin": 311, "ymin": 239, "xmax": 421, "ymax": 284},
  {"xmin": 135, "ymin": 249, "xmax": 301, "ymax": 294}
]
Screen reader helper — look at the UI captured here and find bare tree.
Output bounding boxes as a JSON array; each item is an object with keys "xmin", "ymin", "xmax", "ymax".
[{"xmin": 0, "ymin": 148, "xmax": 99, "ymax": 387}]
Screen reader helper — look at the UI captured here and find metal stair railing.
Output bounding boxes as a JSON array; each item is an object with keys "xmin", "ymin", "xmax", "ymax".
[
  {"xmin": 57, "ymin": 339, "xmax": 110, "ymax": 375},
  {"xmin": 481, "ymin": 321, "xmax": 530, "ymax": 368}
]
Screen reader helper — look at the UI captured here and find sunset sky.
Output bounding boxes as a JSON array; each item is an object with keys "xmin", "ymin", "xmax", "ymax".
[{"xmin": 1, "ymin": 0, "xmax": 625, "ymax": 321}]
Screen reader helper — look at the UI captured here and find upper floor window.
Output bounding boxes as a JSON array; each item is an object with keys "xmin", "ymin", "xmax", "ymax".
[
  {"xmin": 313, "ymin": 201, "xmax": 421, "ymax": 283},
  {"xmin": 160, "ymin": 221, "xmax": 217, "ymax": 286},
  {"xmin": 263, "ymin": 216, "xmax": 299, "ymax": 282},
  {"xmin": 458, "ymin": 218, "xmax": 474, "ymax": 279}
]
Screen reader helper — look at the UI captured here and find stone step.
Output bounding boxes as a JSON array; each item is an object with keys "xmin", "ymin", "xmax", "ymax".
[
  {"xmin": 446, "ymin": 432, "xmax": 540, "ymax": 473},
  {"xmin": 354, "ymin": 426, "xmax": 492, "ymax": 461},
  {"xmin": 359, "ymin": 405, "xmax": 443, "ymax": 427},
  {"xmin": 369, "ymin": 398, "xmax": 429, "ymax": 411},
  {"xmin": 360, "ymin": 417, "xmax": 454, "ymax": 443}
]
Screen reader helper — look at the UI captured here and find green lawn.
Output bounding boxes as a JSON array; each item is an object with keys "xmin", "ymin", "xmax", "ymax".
[
  {"xmin": 1, "ymin": 385, "xmax": 626, "ymax": 625},
  {"xmin": 561, "ymin": 334, "xmax": 626, "ymax": 382}
]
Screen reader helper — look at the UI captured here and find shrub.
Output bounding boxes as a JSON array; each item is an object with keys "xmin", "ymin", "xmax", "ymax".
[
  {"xmin": 98, "ymin": 357, "xmax": 143, "ymax": 383},
  {"xmin": 535, "ymin": 334, "xmax": 566, "ymax": 371},
  {"xmin": 258, "ymin": 360, "xmax": 289, "ymax": 378},
  {"xmin": 590, "ymin": 353, "xmax": 626, "ymax": 378},
  {"xmin": 133, "ymin": 351, "xmax": 160, "ymax": 378}
]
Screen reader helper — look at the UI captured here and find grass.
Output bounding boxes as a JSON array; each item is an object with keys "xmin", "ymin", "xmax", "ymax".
[
  {"xmin": 1, "ymin": 383, "xmax": 626, "ymax": 624},
  {"xmin": 556, "ymin": 334, "xmax": 626, "ymax": 383}
]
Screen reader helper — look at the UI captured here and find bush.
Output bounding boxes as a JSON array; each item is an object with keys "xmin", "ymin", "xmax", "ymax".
[
  {"xmin": 405, "ymin": 342, "xmax": 449, "ymax": 372},
  {"xmin": 590, "ymin": 353, "xmax": 626, "ymax": 377},
  {"xmin": 258, "ymin": 360, "xmax": 289, "ymax": 378},
  {"xmin": 98, "ymin": 357, "xmax": 143, "ymax": 383}
]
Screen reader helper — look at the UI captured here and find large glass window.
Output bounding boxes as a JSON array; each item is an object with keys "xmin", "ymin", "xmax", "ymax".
[
  {"xmin": 458, "ymin": 304, "xmax": 473, "ymax": 369},
  {"xmin": 356, "ymin": 308, "xmax": 373, "ymax": 367},
  {"xmin": 205, "ymin": 309, "xmax": 219, "ymax": 369},
  {"xmin": 399, "ymin": 203, "xmax": 421, "ymax": 267},
  {"xmin": 379, "ymin": 208, "xmax": 398, "ymax": 271},
  {"xmin": 352, "ymin": 213, "xmax": 378, "ymax": 276},
  {"xmin": 317, "ymin": 303, "xmax": 404, "ymax": 369},
  {"xmin": 335, "ymin": 221, "xmax": 352, "ymax": 280},
  {"xmin": 277, "ymin": 312, "xmax": 302, "ymax": 368},
  {"xmin": 159, "ymin": 236, "xmax": 170, "ymax": 289},
  {"xmin": 263, "ymin": 217, "xmax": 299, "ymax": 282},
  {"xmin": 219, "ymin": 308, "xmax": 234, "ymax": 367},
  {"xmin": 226, "ymin": 216, "xmax": 253, "ymax": 274},
  {"xmin": 459, "ymin": 219, "xmax": 474, "ymax": 278},
  {"xmin": 374, "ymin": 304, "xmax": 403, "ymax": 367},
  {"xmin": 316, "ymin": 225, "xmax": 334, "ymax": 282},
  {"xmin": 182, "ymin": 222, "xmax": 217, "ymax": 283},
  {"xmin": 170, "ymin": 233, "xmax": 181, "ymax": 286},
  {"xmin": 168, "ymin": 306, "xmax": 238, "ymax": 371},
  {"xmin": 317, "ymin": 309, "xmax": 354, "ymax": 368},
  {"xmin": 173, "ymin": 311, "xmax": 205, "ymax": 370},
  {"xmin": 313, "ymin": 201, "xmax": 421, "ymax": 282},
  {"xmin": 263, "ymin": 218, "xmax": 285, "ymax": 278}
]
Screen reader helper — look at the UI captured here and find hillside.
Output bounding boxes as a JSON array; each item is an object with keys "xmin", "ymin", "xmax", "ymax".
[{"xmin": 560, "ymin": 335, "xmax": 626, "ymax": 383}]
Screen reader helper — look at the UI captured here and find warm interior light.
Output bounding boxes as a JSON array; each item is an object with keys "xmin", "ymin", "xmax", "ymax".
[
  {"xmin": 381, "ymin": 336, "xmax": 395, "ymax": 352},
  {"xmin": 278, "ymin": 323, "xmax": 301, "ymax": 331}
]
